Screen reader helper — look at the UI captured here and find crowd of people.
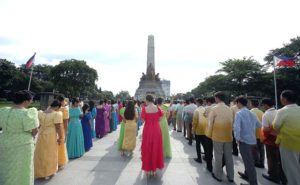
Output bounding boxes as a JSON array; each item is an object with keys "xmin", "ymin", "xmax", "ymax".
[
  {"xmin": 0, "ymin": 89, "xmax": 299, "ymax": 185},
  {"xmin": 167, "ymin": 90, "xmax": 300, "ymax": 185}
]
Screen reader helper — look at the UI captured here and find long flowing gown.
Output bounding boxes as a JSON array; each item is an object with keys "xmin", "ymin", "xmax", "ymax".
[
  {"xmin": 58, "ymin": 106, "xmax": 69, "ymax": 167},
  {"xmin": 141, "ymin": 106, "xmax": 164, "ymax": 172},
  {"xmin": 0, "ymin": 107, "xmax": 39, "ymax": 185},
  {"xmin": 34, "ymin": 111, "xmax": 62, "ymax": 178},
  {"xmin": 160, "ymin": 104, "xmax": 172, "ymax": 158},
  {"xmin": 104, "ymin": 104, "xmax": 111, "ymax": 133},
  {"xmin": 91, "ymin": 107, "xmax": 96, "ymax": 138},
  {"xmin": 117, "ymin": 107, "xmax": 126, "ymax": 150},
  {"xmin": 66, "ymin": 107, "xmax": 85, "ymax": 159},
  {"xmin": 122, "ymin": 118, "xmax": 137, "ymax": 151},
  {"xmin": 112, "ymin": 103, "xmax": 119, "ymax": 131},
  {"xmin": 95, "ymin": 107, "xmax": 106, "ymax": 138},
  {"xmin": 118, "ymin": 103, "xmax": 123, "ymax": 123},
  {"xmin": 81, "ymin": 112, "xmax": 93, "ymax": 151}
]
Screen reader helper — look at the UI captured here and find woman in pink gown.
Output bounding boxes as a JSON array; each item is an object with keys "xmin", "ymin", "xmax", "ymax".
[{"xmin": 141, "ymin": 95, "xmax": 164, "ymax": 177}]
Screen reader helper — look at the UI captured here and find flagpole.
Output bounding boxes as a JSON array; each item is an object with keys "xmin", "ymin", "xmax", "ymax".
[
  {"xmin": 28, "ymin": 66, "xmax": 34, "ymax": 91},
  {"xmin": 273, "ymin": 57, "xmax": 278, "ymax": 109}
]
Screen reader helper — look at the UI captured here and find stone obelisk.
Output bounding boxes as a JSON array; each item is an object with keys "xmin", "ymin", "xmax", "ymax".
[
  {"xmin": 135, "ymin": 35, "xmax": 165, "ymax": 100},
  {"xmin": 146, "ymin": 35, "xmax": 155, "ymax": 81}
]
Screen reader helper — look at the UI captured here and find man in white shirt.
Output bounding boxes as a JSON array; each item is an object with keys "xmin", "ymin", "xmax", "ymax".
[
  {"xmin": 261, "ymin": 98, "xmax": 287, "ymax": 184},
  {"xmin": 183, "ymin": 97, "xmax": 197, "ymax": 145}
]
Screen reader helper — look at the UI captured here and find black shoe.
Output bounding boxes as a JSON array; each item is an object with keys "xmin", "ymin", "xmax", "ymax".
[
  {"xmin": 188, "ymin": 142, "xmax": 192, "ymax": 146},
  {"xmin": 232, "ymin": 152, "xmax": 238, "ymax": 156},
  {"xmin": 177, "ymin": 130, "xmax": 182, "ymax": 132},
  {"xmin": 212, "ymin": 173, "xmax": 222, "ymax": 182},
  {"xmin": 227, "ymin": 176, "xmax": 234, "ymax": 183},
  {"xmin": 238, "ymin": 171, "xmax": 248, "ymax": 181},
  {"xmin": 262, "ymin": 174, "xmax": 280, "ymax": 184},
  {"xmin": 206, "ymin": 167, "xmax": 212, "ymax": 173},
  {"xmin": 194, "ymin": 158, "xmax": 202, "ymax": 163},
  {"xmin": 202, "ymin": 156, "xmax": 206, "ymax": 161},
  {"xmin": 255, "ymin": 163, "xmax": 264, "ymax": 168}
]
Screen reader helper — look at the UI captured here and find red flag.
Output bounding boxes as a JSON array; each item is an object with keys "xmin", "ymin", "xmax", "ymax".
[
  {"xmin": 273, "ymin": 56, "xmax": 296, "ymax": 67},
  {"xmin": 25, "ymin": 52, "xmax": 36, "ymax": 69}
]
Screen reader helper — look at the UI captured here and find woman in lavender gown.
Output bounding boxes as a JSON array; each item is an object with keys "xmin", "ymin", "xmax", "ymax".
[{"xmin": 95, "ymin": 100, "xmax": 107, "ymax": 138}]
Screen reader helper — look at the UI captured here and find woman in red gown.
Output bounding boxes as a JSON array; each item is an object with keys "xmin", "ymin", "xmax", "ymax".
[{"xmin": 141, "ymin": 95, "xmax": 164, "ymax": 177}]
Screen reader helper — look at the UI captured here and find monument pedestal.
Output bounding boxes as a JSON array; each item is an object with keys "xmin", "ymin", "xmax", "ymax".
[{"xmin": 135, "ymin": 80, "xmax": 165, "ymax": 100}]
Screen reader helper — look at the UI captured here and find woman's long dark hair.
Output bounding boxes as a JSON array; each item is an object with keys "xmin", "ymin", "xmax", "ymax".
[
  {"xmin": 88, "ymin": 100, "xmax": 95, "ymax": 112},
  {"xmin": 82, "ymin": 103, "xmax": 90, "ymax": 114},
  {"xmin": 124, "ymin": 100, "xmax": 135, "ymax": 120},
  {"xmin": 13, "ymin": 90, "xmax": 33, "ymax": 104}
]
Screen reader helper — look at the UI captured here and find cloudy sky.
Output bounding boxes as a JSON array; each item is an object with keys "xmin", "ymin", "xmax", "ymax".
[{"xmin": 0, "ymin": 0, "xmax": 299, "ymax": 96}]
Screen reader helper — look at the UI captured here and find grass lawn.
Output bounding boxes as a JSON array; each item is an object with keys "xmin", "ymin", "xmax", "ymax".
[{"xmin": 0, "ymin": 101, "xmax": 40, "ymax": 109}]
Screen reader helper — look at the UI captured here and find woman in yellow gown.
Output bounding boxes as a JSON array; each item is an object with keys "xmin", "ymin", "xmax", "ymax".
[
  {"xmin": 57, "ymin": 96, "xmax": 69, "ymax": 167},
  {"xmin": 122, "ymin": 100, "xmax": 137, "ymax": 156},
  {"xmin": 34, "ymin": 100, "xmax": 63, "ymax": 179}
]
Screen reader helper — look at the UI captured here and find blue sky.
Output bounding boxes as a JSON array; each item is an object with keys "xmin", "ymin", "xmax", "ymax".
[{"xmin": 1, "ymin": 0, "xmax": 300, "ymax": 96}]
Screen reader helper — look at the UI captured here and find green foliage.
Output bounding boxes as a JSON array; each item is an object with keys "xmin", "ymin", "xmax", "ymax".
[
  {"xmin": 264, "ymin": 36, "xmax": 300, "ymax": 65},
  {"xmin": 171, "ymin": 92, "xmax": 194, "ymax": 100},
  {"xmin": 115, "ymin": 90, "xmax": 131, "ymax": 101},
  {"xmin": 192, "ymin": 57, "xmax": 265, "ymax": 97},
  {"xmin": 100, "ymin": 91, "xmax": 114, "ymax": 101},
  {"xmin": 0, "ymin": 59, "xmax": 20, "ymax": 92},
  {"xmin": 50, "ymin": 59, "xmax": 98, "ymax": 97},
  {"xmin": 192, "ymin": 37, "xmax": 300, "ymax": 104},
  {"xmin": 0, "ymin": 58, "xmax": 99, "ymax": 100}
]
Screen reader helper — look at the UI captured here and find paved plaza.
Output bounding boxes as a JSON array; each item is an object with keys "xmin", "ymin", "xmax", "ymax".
[{"xmin": 35, "ymin": 126, "xmax": 276, "ymax": 185}]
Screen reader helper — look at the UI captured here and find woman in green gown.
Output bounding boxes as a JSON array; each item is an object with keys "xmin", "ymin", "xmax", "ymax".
[
  {"xmin": 0, "ymin": 90, "xmax": 39, "ymax": 185},
  {"xmin": 157, "ymin": 97, "xmax": 172, "ymax": 158},
  {"xmin": 117, "ymin": 101, "xmax": 127, "ymax": 154}
]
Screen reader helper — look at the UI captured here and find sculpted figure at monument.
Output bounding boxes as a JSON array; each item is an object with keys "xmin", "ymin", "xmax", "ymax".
[{"xmin": 141, "ymin": 72, "xmax": 146, "ymax": 81}]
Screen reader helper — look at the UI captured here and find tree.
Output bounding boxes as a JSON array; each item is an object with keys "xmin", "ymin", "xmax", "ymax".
[
  {"xmin": 264, "ymin": 36, "xmax": 300, "ymax": 65},
  {"xmin": 100, "ymin": 91, "xmax": 114, "ymax": 101},
  {"xmin": 50, "ymin": 59, "xmax": 98, "ymax": 97},
  {"xmin": 0, "ymin": 59, "xmax": 20, "ymax": 91},
  {"xmin": 20, "ymin": 64, "xmax": 54, "ymax": 81},
  {"xmin": 115, "ymin": 90, "xmax": 131, "ymax": 101},
  {"xmin": 191, "ymin": 74, "xmax": 229, "ymax": 97},
  {"xmin": 264, "ymin": 36, "xmax": 300, "ymax": 104},
  {"xmin": 192, "ymin": 57, "xmax": 265, "ymax": 97},
  {"xmin": 217, "ymin": 57, "xmax": 264, "ymax": 95}
]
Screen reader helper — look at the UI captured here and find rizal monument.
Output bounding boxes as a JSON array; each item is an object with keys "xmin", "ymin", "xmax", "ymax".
[{"xmin": 135, "ymin": 35, "xmax": 170, "ymax": 100}]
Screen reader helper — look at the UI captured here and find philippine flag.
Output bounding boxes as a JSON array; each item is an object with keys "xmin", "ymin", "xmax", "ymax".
[
  {"xmin": 25, "ymin": 52, "xmax": 36, "ymax": 69},
  {"xmin": 273, "ymin": 56, "xmax": 296, "ymax": 67}
]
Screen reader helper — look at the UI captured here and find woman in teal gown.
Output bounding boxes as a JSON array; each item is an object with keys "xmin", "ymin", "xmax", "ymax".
[
  {"xmin": 157, "ymin": 97, "xmax": 172, "ymax": 158},
  {"xmin": 88, "ymin": 100, "xmax": 96, "ymax": 138},
  {"xmin": 67, "ymin": 98, "xmax": 85, "ymax": 158}
]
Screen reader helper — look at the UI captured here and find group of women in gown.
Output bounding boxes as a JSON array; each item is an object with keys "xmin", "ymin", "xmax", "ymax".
[
  {"xmin": 0, "ymin": 90, "xmax": 172, "ymax": 184},
  {"xmin": 0, "ymin": 90, "xmax": 123, "ymax": 185},
  {"xmin": 116, "ymin": 95, "xmax": 172, "ymax": 177}
]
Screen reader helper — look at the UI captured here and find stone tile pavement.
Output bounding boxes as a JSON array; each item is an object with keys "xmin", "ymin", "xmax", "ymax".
[{"xmin": 35, "ymin": 126, "xmax": 276, "ymax": 185}]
